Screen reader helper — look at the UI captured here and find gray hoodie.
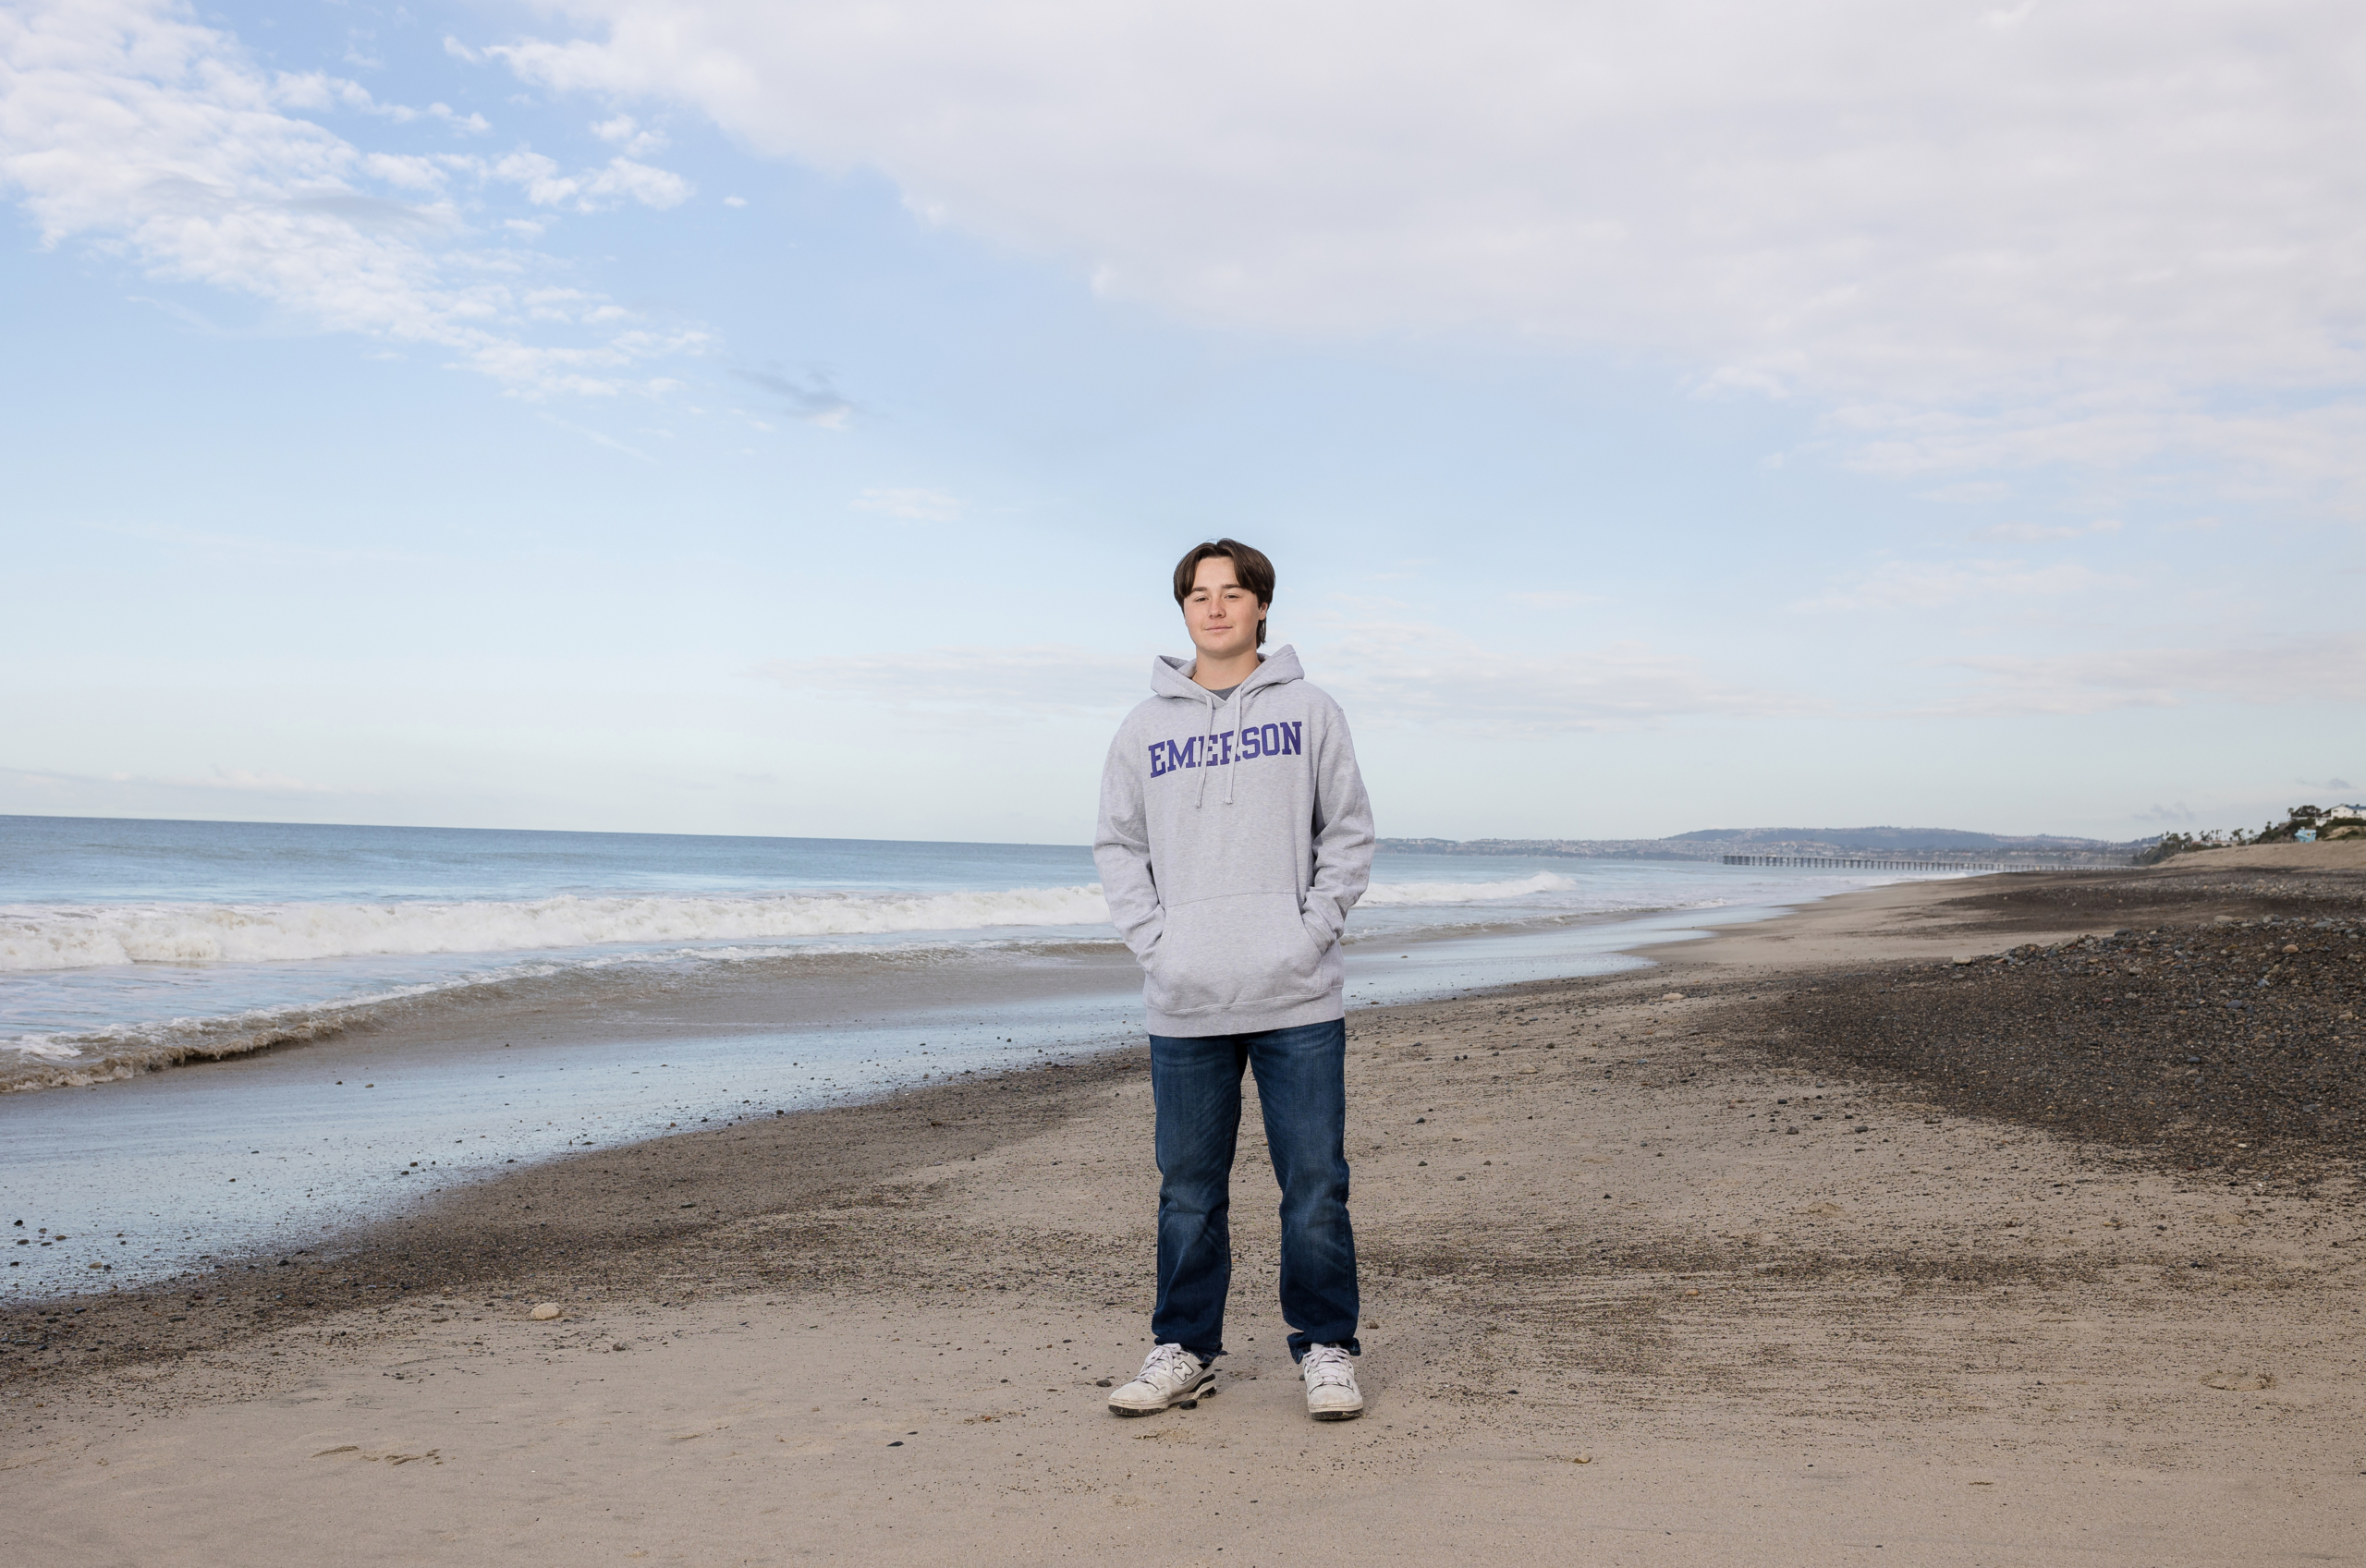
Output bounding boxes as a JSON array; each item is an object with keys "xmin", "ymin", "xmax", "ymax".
[{"xmin": 1093, "ymin": 645, "xmax": 1375, "ymax": 1037}]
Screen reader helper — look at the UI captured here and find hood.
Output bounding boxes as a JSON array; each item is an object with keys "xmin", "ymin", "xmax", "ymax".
[
  {"xmin": 1149, "ymin": 644, "xmax": 1305, "ymax": 704},
  {"xmin": 1146, "ymin": 645, "xmax": 1309, "ymax": 808}
]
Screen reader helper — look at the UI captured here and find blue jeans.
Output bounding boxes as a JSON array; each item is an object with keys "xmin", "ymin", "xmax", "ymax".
[{"xmin": 1149, "ymin": 1018, "xmax": 1360, "ymax": 1362}]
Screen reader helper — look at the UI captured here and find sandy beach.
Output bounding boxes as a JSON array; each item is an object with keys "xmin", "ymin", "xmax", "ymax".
[{"xmin": 6, "ymin": 845, "xmax": 2363, "ymax": 1565}]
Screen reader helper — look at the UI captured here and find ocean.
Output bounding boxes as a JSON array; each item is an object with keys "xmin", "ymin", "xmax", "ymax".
[{"xmin": 1, "ymin": 814, "xmax": 1955, "ymax": 1296}]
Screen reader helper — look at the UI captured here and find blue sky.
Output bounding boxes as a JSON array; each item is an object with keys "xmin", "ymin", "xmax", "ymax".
[{"xmin": 3, "ymin": 0, "xmax": 2360, "ymax": 845}]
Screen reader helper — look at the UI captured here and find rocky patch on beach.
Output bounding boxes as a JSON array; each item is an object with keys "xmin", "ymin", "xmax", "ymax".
[
  {"xmin": 1737, "ymin": 912, "xmax": 2363, "ymax": 1185},
  {"xmin": 1945, "ymin": 860, "xmax": 2366, "ymax": 930}
]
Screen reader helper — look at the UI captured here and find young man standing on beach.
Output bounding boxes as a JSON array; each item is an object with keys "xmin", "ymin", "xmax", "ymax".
[{"xmin": 1093, "ymin": 539, "xmax": 1376, "ymax": 1422}]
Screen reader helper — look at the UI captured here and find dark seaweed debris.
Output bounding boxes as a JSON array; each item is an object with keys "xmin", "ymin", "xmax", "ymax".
[{"xmin": 1743, "ymin": 915, "xmax": 2365, "ymax": 1182}]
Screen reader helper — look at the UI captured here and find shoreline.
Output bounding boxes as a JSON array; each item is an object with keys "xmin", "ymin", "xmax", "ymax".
[
  {"xmin": 0, "ymin": 880, "xmax": 1926, "ymax": 1299},
  {"xmin": 7, "ymin": 856, "xmax": 2363, "ymax": 1564},
  {"xmin": 0, "ymin": 855, "xmax": 1964, "ymax": 1100}
]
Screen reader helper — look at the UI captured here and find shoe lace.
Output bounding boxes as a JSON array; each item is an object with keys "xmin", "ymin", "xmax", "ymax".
[
  {"xmin": 1140, "ymin": 1343, "xmax": 1201, "ymax": 1384},
  {"xmin": 1302, "ymin": 1345, "xmax": 1355, "ymax": 1389}
]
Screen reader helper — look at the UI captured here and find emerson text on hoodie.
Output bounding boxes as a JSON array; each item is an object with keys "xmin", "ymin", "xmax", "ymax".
[{"xmin": 1092, "ymin": 646, "xmax": 1375, "ymax": 1037}]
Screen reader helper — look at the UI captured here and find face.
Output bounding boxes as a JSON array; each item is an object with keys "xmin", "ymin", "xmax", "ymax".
[{"xmin": 1182, "ymin": 556, "xmax": 1265, "ymax": 662}]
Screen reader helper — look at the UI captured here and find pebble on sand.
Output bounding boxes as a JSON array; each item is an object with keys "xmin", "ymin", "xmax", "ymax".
[{"xmin": 531, "ymin": 1302, "xmax": 564, "ymax": 1320}]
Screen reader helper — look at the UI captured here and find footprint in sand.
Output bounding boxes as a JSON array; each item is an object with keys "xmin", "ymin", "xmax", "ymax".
[{"xmin": 310, "ymin": 1446, "xmax": 440, "ymax": 1465}]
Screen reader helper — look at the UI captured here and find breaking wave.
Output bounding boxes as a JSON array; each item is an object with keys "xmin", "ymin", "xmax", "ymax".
[
  {"xmin": 1358, "ymin": 872, "xmax": 1580, "ymax": 906},
  {"xmin": 0, "ymin": 873, "xmax": 1602, "ymax": 975},
  {"xmin": 0, "ymin": 869, "xmax": 1629, "ymax": 1092},
  {"xmin": 0, "ymin": 885, "xmax": 1117, "ymax": 973},
  {"xmin": 2, "ymin": 976, "xmax": 490, "ymax": 1091}
]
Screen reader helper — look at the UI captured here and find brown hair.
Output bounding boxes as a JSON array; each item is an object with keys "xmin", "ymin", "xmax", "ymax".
[{"xmin": 1171, "ymin": 538, "xmax": 1275, "ymax": 646}]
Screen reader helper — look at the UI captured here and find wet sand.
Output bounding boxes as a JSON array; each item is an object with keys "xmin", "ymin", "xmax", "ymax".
[{"xmin": 6, "ymin": 846, "xmax": 2364, "ymax": 1565}]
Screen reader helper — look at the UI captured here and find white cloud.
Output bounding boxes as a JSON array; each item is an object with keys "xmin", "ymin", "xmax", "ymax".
[
  {"xmin": 1304, "ymin": 618, "xmax": 1808, "ymax": 733},
  {"xmin": 757, "ymin": 624, "xmax": 1797, "ymax": 734},
  {"xmin": 1974, "ymin": 519, "xmax": 2121, "ymax": 543},
  {"xmin": 2, "ymin": 762, "xmax": 341, "ymax": 796},
  {"xmin": 582, "ymin": 156, "xmax": 690, "ymax": 208},
  {"xmin": 1933, "ymin": 634, "xmax": 2366, "ymax": 716},
  {"xmin": 755, "ymin": 645, "xmax": 1143, "ymax": 716},
  {"xmin": 270, "ymin": 71, "xmax": 489, "ymax": 133},
  {"xmin": 360, "ymin": 152, "xmax": 452, "ymax": 192},
  {"xmin": 1796, "ymin": 558, "xmax": 2130, "ymax": 614},
  {"xmin": 591, "ymin": 112, "xmax": 667, "ymax": 157},
  {"xmin": 0, "ymin": 0, "xmax": 701, "ymax": 396},
  {"xmin": 475, "ymin": 0, "xmax": 2366, "ymax": 494},
  {"xmin": 166, "ymin": 766, "xmax": 337, "ymax": 794},
  {"xmin": 1830, "ymin": 398, "xmax": 2366, "ymax": 508},
  {"xmin": 491, "ymin": 148, "xmax": 690, "ymax": 211},
  {"xmin": 1921, "ymin": 481, "xmax": 2016, "ymax": 505},
  {"xmin": 854, "ymin": 486, "xmax": 964, "ymax": 521}
]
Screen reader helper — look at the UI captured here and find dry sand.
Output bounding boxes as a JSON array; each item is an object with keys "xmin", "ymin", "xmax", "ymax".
[{"xmin": 7, "ymin": 867, "xmax": 2364, "ymax": 1565}]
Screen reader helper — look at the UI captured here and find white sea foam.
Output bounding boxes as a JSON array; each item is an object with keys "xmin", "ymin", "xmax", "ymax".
[
  {"xmin": 1357, "ymin": 871, "xmax": 1581, "ymax": 905},
  {"xmin": 5, "ymin": 1035, "xmax": 91, "ymax": 1062},
  {"xmin": 0, "ymin": 862, "xmax": 1926, "ymax": 1095},
  {"xmin": 0, "ymin": 885, "xmax": 1120, "ymax": 973},
  {"xmin": 0, "ymin": 873, "xmax": 1613, "ymax": 974}
]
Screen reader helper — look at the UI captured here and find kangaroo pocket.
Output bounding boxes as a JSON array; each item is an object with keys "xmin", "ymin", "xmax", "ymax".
[{"xmin": 1144, "ymin": 893, "xmax": 1328, "ymax": 1016}]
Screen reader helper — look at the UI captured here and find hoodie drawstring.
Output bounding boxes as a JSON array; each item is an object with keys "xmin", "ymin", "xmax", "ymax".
[
  {"xmin": 1226, "ymin": 682, "xmax": 1254, "ymax": 805},
  {"xmin": 1194, "ymin": 690, "xmax": 1218, "ymax": 808},
  {"xmin": 1193, "ymin": 674, "xmax": 1258, "ymax": 808}
]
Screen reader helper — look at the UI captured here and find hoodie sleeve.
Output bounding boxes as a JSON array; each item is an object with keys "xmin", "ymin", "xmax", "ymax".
[
  {"xmin": 1301, "ymin": 699, "xmax": 1375, "ymax": 946},
  {"xmin": 1092, "ymin": 725, "xmax": 1165, "ymax": 963}
]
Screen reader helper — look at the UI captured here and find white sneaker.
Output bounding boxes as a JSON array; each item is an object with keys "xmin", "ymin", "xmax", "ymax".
[
  {"xmin": 1300, "ymin": 1343, "xmax": 1364, "ymax": 1420},
  {"xmin": 1107, "ymin": 1343, "xmax": 1216, "ymax": 1416}
]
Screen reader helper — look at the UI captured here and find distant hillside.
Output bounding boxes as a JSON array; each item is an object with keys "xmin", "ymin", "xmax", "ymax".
[{"xmin": 1381, "ymin": 826, "xmax": 2150, "ymax": 864}]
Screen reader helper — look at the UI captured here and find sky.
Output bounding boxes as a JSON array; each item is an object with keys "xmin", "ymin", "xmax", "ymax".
[{"xmin": 2, "ymin": 0, "xmax": 2360, "ymax": 847}]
